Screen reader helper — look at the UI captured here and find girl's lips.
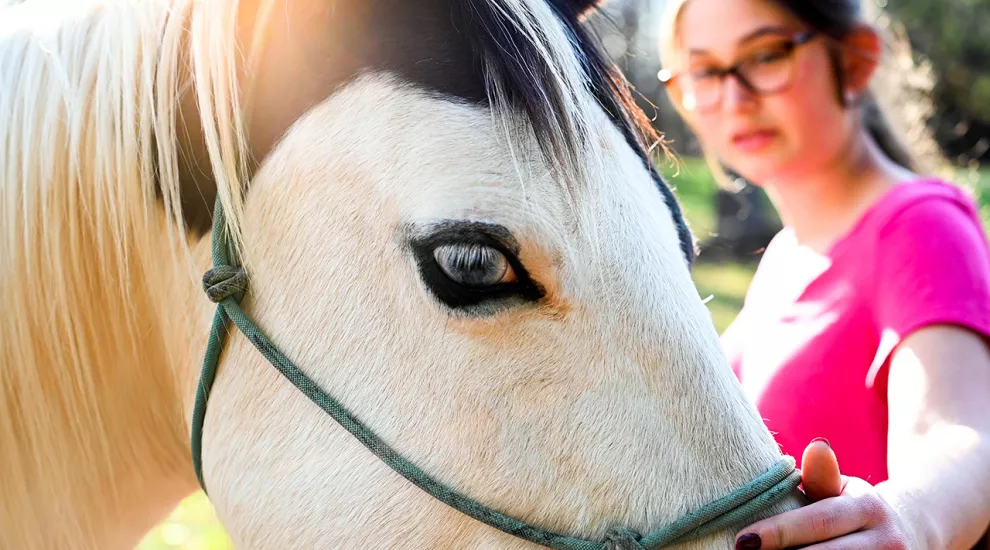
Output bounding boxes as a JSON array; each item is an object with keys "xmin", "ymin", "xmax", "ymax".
[{"xmin": 731, "ymin": 129, "xmax": 778, "ymax": 152}]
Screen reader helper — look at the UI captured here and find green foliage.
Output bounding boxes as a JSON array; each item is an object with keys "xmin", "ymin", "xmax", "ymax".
[
  {"xmin": 884, "ymin": 0, "xmax": 990, "ymax": 121},
  {"xmin": 959, "ymin": 164, "xmax": 990, "ymax": 230}
]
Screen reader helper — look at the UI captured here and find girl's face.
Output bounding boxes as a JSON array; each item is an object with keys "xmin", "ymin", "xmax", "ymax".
[{"xmin": 670, "ymin": 0, "xmax": 860, "ymax": 185}]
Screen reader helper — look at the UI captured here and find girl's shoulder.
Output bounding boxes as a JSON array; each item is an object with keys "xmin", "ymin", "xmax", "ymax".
[
  {"xmin": 835, "ymin": 176, "xmax": 987, "ymax": 257},
  {"xmin": 866, "ymin": 177, "xmax": 983, "ymax": 234}
]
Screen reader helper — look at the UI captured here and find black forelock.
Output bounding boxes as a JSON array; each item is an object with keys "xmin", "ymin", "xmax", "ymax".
[
  {"xmin": 165, "ymin": 0, "xmax": 694, "ymax": 264},
  {"xmin": 549, "ymin": 1, "xmax": 695, "ymax": 264},
  {"xmin": 456, "ymin": 0, "xmax": 695, "ymax": 264}
]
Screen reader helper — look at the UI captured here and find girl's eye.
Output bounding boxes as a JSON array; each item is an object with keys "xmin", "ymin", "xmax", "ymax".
[
  {"xmin": 690, "ymin": 66, "xmax": 721, "ymax": 80},
  {"xmin": 433, "ymin": 243, "xmax": 516, "ymax": 288},
  {"xmin": 750, "ymin": 45, "xmax": 790, "ymax": 65}
]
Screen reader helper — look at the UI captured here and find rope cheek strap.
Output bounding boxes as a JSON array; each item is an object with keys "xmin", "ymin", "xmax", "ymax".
[{"xmin": 191, "ymin": 198, "xmax": 802, "ymax": 549}]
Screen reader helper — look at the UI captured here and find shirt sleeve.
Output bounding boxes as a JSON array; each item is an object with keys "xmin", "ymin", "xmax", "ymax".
[{"xmin": 866, "ymin": 194, "xmax": 990, "ymax": 391}]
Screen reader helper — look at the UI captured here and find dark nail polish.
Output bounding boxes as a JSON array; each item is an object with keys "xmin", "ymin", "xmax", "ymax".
[
  {"xmin": 736, "ymin": 533, "xmax": 762, "ymax": 550},
  {"xmin": 810, "ymin": 436, "xmax": 831, "ymax": 448}
]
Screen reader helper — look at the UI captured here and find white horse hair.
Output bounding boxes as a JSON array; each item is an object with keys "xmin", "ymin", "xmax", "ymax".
[{"xmin": 0, "ymin": 0, "xmax": 802, "ymax": 547}]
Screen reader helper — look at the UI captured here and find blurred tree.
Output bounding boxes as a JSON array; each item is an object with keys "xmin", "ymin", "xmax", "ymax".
[
  {"xmin": 869, "ymin": 0, "xmax": 990, "ymax": 164},
  {"xmin": 587, "ymin": 0, "xmax": 701, "ymax": 154},
  {"xmin": 882, "ymin": 0, "xmax": 990, "ymax": 121}
]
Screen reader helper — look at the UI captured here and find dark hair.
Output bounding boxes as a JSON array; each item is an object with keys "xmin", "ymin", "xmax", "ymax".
[{"xmin": 763, "ymin": 0, "xmax": 918, "ymax": 170}]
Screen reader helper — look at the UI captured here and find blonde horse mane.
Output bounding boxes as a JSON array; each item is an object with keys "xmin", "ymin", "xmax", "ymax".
[
  {"xmin": 0, "ymin": 0, "xmax": 248, "ymax": 543},
  {"xmin": 0, "ymin": 0, "xmax": 653, "ymax": 545}
]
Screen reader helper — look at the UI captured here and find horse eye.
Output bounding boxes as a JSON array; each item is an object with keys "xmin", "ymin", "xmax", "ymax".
[
  {"xmin": 408, "ymin": 221, "xmax": 544, "ymax": 312},
  {"xmin": 433, "ymin": 243, "xmax": 517, "ymax": 288}
]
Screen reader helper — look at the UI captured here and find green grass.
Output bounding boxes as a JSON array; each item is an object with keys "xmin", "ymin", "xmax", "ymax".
[
  {"xmin": 657, "ymin": 155, "xmax": 756, "ymax": 333},
  {"xmin": 691, "ymin": 262, "xmax": 756, "ymax": 333},
  {"xmin": 657, "ymin": 155, "xmax": 721, "ymax": 240},
  {"xmin": 137, "ymin": 493, "xmax": 232, "ymax": 550},
  {"xmin": 140, "ymin": 158, "xmax": 988, "ymax": 549}
]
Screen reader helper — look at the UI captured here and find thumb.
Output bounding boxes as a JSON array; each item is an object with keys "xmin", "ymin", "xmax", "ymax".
[{"xmin": 800, "ymin": 438, "xmax": 843, "ymax": 502}]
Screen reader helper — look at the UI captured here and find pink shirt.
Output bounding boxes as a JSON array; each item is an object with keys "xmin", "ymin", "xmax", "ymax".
[{"xmin": 720, "ymin": 178, "xmax": 990, "ymax": 484}]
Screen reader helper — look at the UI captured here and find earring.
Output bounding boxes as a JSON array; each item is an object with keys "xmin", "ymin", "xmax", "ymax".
[{"xmin": 844, "ymin": 89, "xmax": 859, "ymax": 106}]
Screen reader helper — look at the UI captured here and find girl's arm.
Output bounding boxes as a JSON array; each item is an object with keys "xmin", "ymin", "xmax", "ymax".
[
  {"xmin": 880, "ymin": 324, "xmax": 990, "ymax": 549},
  {"xmin": 734, "ymin": 324, "xmax": 990, "ymax": 550}
]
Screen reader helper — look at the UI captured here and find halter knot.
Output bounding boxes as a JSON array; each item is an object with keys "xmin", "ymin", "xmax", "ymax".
[
  {"xmin": 604, "ymin": 526, "xmax": 646, "ymax": 550},
  {"xmin": 203, "ymin": 265, "xmax": 247, "ymax": 303}
]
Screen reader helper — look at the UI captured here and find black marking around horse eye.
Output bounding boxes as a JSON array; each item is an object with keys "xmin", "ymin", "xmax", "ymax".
[{"xmin": 410, "ymin": 221, "xmax": 543, "ymax": 311}]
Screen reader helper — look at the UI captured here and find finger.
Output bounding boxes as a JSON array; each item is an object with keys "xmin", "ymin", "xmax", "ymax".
[
  {"xmin": 801, "ymin": 438, "xmax": 843, "ymax": 502},
  {"xmin": 734, "ymin": 496, "xmax": 871, "ymax": 550},
  {"xmin": 836, "ymin": 476, "xmax": 874, "ymax": 498},
  {"xmin": 800, "ymin": 528, "xmax": 910, "ymax": 550}
]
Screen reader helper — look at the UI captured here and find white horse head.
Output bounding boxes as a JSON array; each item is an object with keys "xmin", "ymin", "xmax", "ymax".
[{"xmin": 0, "ymin": 0, "xmax": 803, "ymax": 548}]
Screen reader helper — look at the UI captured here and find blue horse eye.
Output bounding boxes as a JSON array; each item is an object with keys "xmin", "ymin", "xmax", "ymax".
[{"xmin": 433, "ymin": 243, "xmax": 515, "ymax": 288}]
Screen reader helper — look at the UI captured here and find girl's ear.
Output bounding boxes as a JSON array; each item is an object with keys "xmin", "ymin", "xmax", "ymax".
[{"xmin": 841, "ymin": 25, "xmax": 883, "ymax": 98}]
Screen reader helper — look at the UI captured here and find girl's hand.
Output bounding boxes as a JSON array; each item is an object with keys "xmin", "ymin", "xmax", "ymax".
[{"xmin": 734, "ymin": 440, "xmax": 916, "ymax": 549}]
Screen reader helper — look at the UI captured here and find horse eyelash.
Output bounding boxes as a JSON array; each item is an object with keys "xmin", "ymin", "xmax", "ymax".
[{"xmin": 407, "ymin": 222, "xmax": 545, "ymax": 311}]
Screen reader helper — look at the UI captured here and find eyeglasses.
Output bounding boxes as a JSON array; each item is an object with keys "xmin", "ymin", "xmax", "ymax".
[{"xmin": 658, "ymin": 30, "xmax": 818, "ymax": 113}]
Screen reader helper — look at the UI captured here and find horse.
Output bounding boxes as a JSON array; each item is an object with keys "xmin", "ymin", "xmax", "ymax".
[{"xmin": 0, "ymin": 0, "xmax": 805, "ymax": 547}]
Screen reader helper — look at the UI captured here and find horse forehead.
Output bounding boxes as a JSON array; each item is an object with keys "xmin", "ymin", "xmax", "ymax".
[
  {"xmin": 262, "ymin": 78, "xmax": 572, "ymax": 232},
  {"xmin": 243, "ymin": 0, "xmax": 488, "ymax": 166},
  {"xmin": 175, "ymin": 0, "xmax": 505, "ymax": 235}
]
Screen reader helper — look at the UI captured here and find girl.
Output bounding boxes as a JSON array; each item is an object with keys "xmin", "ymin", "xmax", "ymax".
[{"xmin": 658, "ymin": 0, "xmax": 990, "ymax": 548}]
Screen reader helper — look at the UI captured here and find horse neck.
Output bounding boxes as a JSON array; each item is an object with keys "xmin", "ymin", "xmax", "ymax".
[{"xmin": 0, "ymin": 3, "xmax": 205, "ymax": 546}]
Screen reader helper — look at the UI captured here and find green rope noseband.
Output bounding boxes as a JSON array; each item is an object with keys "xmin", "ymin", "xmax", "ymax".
[{"xmin": 191, "ymin": 198, "xmax": 802, "ymax": 549}]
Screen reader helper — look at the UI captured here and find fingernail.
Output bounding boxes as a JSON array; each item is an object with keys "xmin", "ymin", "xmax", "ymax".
[
  {"xmin": 736, "ymin": 533, "xmax": 762, "ymax": 550},
  {"xmin": 811, "ymin": 436, "xmax": 831, "ymax": 448}
]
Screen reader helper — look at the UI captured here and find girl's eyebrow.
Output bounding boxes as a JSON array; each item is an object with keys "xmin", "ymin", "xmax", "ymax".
[{"xmin": 688, "ymin": 25, "xmax": 793, "ymax": 56}]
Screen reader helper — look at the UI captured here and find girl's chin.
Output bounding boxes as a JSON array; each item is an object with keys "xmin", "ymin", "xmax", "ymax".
[{"xmin": 725, "ymin": 156, "xmax": 797, "ymax": 187}]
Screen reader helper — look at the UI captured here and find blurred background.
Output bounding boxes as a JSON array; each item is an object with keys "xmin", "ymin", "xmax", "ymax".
[{"xmin": 3, "ymin": 0, "xmax": 986, "ymax": 547}]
